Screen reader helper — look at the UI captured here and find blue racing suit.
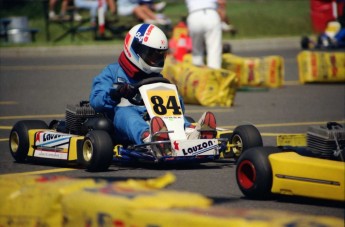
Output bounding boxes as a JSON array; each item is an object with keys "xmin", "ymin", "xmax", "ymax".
[{"xmin": 89, "ymin": 52, "xmax": 188, "ymax": 145}]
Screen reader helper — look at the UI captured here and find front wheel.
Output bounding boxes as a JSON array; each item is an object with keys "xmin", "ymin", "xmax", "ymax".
[
  {"xmin": 81, "ymin": 130, "xmax": 114, "ymax": 172},
  {"xmin": 9, "ymin": 120, "xmax": 48, "ymax": 162},
  {"xmin": 236, "ymin": 146, "xmax": 281, "ymax": 199},
  {"xmin": 230, "ymin": 124, "xmax": 263, "ymax": 160}
]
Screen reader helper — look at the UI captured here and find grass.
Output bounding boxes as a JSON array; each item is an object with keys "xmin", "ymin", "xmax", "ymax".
[
  {"xmin": 0, "ymin": 0, "xmax": 312, "ymax": 47},
  {"xmin": 164, "ymin": 0, "xmax": 312, "ymax": 39},
  {"xmin": 228, "ymin": 0, "xmax": 312, "ymax": 38}
]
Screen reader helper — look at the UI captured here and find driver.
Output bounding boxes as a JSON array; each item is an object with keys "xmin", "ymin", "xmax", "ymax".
[{"xmin": 89, "ymin": 23, "xmax": 216, "ymax": 145}]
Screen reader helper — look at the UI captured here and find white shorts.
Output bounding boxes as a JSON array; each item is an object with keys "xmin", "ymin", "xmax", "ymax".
[
  {"xmin": 187, "ymin": 8, "xmax": 222, "ymax": 69},
  {"xmin": 117, "ymin": 2, "xmax": 139, "ymax": 16}
]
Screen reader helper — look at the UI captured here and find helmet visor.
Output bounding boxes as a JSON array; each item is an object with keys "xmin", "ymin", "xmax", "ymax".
[{"xmin": 132, "ymin": 39, "xmax": 168, "ymax": 68}]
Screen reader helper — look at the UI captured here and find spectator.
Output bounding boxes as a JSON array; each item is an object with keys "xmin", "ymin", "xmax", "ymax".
[
  {"xmin": 74, "ymin": 0, "xmax": 116, "ymax": 24},
  {"xmin": 49, "ymin": 0, "xmax": 82, "ymax": 20},
  {"xmin": 117, "ymin": 0, "xmax": 169, "ymax": 25},
  {"xmin": 139, "ymin": 0, "xmax": 167, "ymax": 12},
  {"xmin": 185, "ymin": 0, "xmax": 222, "ymax": 69}
]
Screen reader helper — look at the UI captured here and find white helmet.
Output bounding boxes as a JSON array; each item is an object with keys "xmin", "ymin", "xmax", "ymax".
[{"xmin": 123, "ymin": 23, "xmax": 168, "ymax": 74}]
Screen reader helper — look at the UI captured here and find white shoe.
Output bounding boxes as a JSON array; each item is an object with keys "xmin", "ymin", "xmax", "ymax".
[
  {"xmin": 221, "ymin": 22, "xmax": 234, "ymax": 32},
  {"xmin": 142, "ymin": 132, "xmax": 151, "ymax": 143},
  {"xmin": 185, "ymin": 126, "xmax": 200, "ymax": 140},
  {"xmin": 154, "ymin": 2, "xmax": 166, "ymax": 12},
  {"xmin": 74, "ymin": 13, "xmax": 82, "ymax": 21},
  {"xmin": 49, "ymin": 11, "xmax": 57, "ymax": 20},
  {"xmin": 156, "ymin": 18, "xmax": 170, "ymax": 25},
  {"xmin": 144, "ymin": 19, "xmax": 157, "ymax": 24},
  {"xmin": 156, "ymin": 14, "xmax": 171, "ymax": 25}
]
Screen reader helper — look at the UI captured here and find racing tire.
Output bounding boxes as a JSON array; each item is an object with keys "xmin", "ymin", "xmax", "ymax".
[
  {"xmin": 9, "ymin": 120, "xmax": 49, "ymax": 163},
  {"xmin": 236, "ymin": 146, "xmax": 281, "ymax": 200},
  {"xmin": 230, "ymin": 124, "xmax": 263, "ymax": 160},
  {"xmin": 81, "ymin": 130, "xmax": 113, "ymax": 172},
  {"xmin": 301, "ymin": 36, "xmax": 310, "ymax": 49}
]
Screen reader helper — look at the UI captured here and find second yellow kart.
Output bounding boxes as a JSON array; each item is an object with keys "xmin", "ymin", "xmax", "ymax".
[{"xmin": 236, "ymin": 122, "xmax": 345, "ymax": 202}]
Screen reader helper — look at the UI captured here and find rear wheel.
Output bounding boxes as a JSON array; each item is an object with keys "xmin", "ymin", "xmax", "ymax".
[
  {"xmin": 9, "ymin": 120, "xmax": 48, "ymax": 162},
  {"xmin": 301, "ymin": 36, "xmax": 310, "ymax": 49},
  {"xmin": 231, "ymin": 125, "xmax": 263, "ymax": 160},
  {"xmin": 81, "ymin": 130, "xmax": 114, "ymax": 172},
  {"xmin": 236, "ymin": 146, "xmax": 281, "ymax": 199}
]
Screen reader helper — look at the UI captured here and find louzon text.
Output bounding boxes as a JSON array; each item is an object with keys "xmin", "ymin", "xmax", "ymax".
[{"xmin": 182, "ymin": 141, "xmax": 215, "ymax": 155}]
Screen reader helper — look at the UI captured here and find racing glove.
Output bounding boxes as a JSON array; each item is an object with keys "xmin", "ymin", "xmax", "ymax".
[{"xmin": 109, "ymin": 83, "xmax": 135, "ymax": 101}]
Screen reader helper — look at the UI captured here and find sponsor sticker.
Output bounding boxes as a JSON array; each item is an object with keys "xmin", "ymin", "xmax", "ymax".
[
  {"xmin": 34, "ymin": 131, "xmax": 73, "ymax": 160},
  {"xmin": 172, "ymin": 139, "xmax": 218, "ymax": 156},
  {"xmin": 34, "ymin": 149, "xmax": 68, "ymax": 160}
]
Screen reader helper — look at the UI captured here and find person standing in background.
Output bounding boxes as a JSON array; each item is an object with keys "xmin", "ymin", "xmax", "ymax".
[{"xmin": 185, "ymin": 0, "xmax": 222, "ymax": 69}]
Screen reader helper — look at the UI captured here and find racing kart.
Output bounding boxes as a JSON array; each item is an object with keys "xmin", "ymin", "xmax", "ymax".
[
  {"xmin": 301, "ymin": 21, "xmax": 345, "ymax": 50},
  {"xmin": 9, "ymin": 77, "xmax": 262, "ymax": 172},
  {"xmin": 236, "ymin": 122, "xmax": 345, "ymax": 202}
]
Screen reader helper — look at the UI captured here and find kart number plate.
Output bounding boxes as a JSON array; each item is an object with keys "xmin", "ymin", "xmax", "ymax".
[{"xmin": 146, "ymin": 90, "xmax": 182, "ymax": 117}]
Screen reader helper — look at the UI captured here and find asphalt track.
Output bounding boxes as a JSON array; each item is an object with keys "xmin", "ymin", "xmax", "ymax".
[{"xmin": 0, "ymin": 38, "xmax": 344, "ymax": 220}]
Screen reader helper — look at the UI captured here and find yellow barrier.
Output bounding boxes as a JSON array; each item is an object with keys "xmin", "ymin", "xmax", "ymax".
[
  {"xmin": 297, "ymin": 51, "xmax": 345, "ymax": 84},
  {"xmin": 0, "ymin": 175, "xmax": 103, "ymax": 227},
  {"xmin": 162, "ymin": 55, "xmax": 238, "ymax": 107},
  {"xmin": 1, "ymin": 173, "xmax": 343, "ymax": 227},
  {"xmin": 62, "ymin": 172, "xmax": 211, "ymax": 226},
  {"xmin": 222, "ymin": 54, "xmax": 284, "ymax": 88},
  {"xmin": 162, "ymin": 52, "xmax": 285, "ymax": 106}
]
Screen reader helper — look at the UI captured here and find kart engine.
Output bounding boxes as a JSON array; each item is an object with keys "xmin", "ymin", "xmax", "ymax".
[
  {"xmin": 307, "ymin": 122, "xmax": 345, "ymax": 161},
  {"xmin": 65, "ymin": 101, "xmax": 96, "ymax": 134}
]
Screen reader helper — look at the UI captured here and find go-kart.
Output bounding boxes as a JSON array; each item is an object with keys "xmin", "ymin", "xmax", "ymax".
[
  {"xmin": 301, "ymin": 21, "xmax": 345, "ymax": 50},
  {"xmin": 236, "ymin": 122, "xmax": 345, "ymax": 201},
  {"xmin": 9, "ymin": 77, "xmax": 262, "ymax": 172}
]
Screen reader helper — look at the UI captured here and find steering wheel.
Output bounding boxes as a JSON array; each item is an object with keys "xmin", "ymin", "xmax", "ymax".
[{"xmin": 128, "ymin": 77, "xmax": 171, "ymax": 105}]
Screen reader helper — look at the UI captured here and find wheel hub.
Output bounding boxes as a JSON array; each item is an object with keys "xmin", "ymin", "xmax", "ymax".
[
  {"xmin": 10, "ymin": 131, "xmax": 19, "ymax": 153},
  {"xmin": 83, "ymin": 140, "xmax": 93, "ymax": 162},
  {"xmin": 232, "ymin": 135, "xmax": 243, "ymax": 157},
  {"xmin": 237, "ymin": 160, "xmax": 256, "ymax": 189}
]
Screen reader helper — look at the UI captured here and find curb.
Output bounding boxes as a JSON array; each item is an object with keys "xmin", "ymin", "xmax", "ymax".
[
  {"xmin": 229, "ymin": 37, "xmax": 300, "ymax": 52},
  {"xmin": 0, "ymin": 44, "xmax": 123, "ymax": 57},
  {"xmin": 0, "ymin": 37, "xmax": 301, "ymax": 57}
]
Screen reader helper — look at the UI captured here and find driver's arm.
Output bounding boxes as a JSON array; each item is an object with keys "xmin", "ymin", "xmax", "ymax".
[{"xmin": 89, "ymin": 65, "xmax": 121, "ymax": 112}]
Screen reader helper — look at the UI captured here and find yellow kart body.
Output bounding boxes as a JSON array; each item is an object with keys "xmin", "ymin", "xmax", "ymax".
[
  {"xmin": 270, "ymin": 152, "xmax": 344, "ymax": 201},
  {"xmin": 236, "ymin": 125, "xmax": 344, "ymax": 202},
  {"xmin": 26, "ymin": 129, "xmax": 84, "ymax": 162}
]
